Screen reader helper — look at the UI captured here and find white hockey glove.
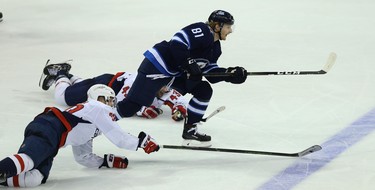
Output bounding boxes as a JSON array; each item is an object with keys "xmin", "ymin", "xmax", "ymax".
[
  {"xmin": 138, "ymin": 132, "xmax": 160, "ymax": 154},
  {"xmin": 99, "ymin": 154, "xmax": 128, "ymax": 169}
]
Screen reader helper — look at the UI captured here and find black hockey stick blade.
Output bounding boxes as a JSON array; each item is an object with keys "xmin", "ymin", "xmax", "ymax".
[
  {"xmin": 297, "ymin": 145, "xmax": 322, "ymax": 157},
  {"xmin": 203, "ymin": 52, "xmax": 337, "ymax": 77},
  {"xmin": 201, "ymin": 106, "xmax": 226, "ymax": 122},
  {"xmin": 162, "ymin": 144, "xmax": 322, "ymax": 157}
]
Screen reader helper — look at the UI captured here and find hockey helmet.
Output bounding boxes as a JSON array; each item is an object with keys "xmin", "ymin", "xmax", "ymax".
[
  {"xmin": 87, "ymin": 84, "xmax": 116, "ymax": 107},
  {"xmin": 208, "ymin": 10, "xmax": 234, "ymax": 25}
]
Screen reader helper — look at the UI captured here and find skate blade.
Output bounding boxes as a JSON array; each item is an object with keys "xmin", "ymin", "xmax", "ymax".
[
  {"xmin": 39, "ymin": 59, "xmax": 50, "ymax": 88},
  {"xmin": 39, "ymin": 72, "xmax": 46, "ymax": 88},
  {"xmin": 182, "ymin": 140, "xmax": 212, "ymax": 148}
]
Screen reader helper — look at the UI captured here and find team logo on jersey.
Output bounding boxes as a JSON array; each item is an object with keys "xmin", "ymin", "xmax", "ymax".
[{"xmin": 195, "ymin": 58, "xmax": 209, "ymax": 68}]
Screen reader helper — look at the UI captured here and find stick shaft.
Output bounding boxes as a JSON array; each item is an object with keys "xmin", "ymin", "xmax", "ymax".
[
  {"xmin": 204, "ymin": 52, "xmax": 336, "ymax": 77},
  {"xmin": 162, "ymin": 145, "xmax": 322, "ymax": 157},
  {"xmin": 203, "ymin": 70, "xmax": 326, "ymax": 77}
]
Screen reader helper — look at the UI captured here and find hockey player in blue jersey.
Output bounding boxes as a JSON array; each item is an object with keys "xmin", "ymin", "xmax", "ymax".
[
  {"xmin": 115, "ymin": 10, "xmax": 248, "ymax": 147},
  {"xmin": 0, "ymin": 84, "xmax": 160, "ymax": 187}
]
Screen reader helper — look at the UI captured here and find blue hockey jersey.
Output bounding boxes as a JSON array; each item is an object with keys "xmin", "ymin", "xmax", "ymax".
[{"xmin": 144, "ymin": 22, "xmax": 225, "ymax": 78}]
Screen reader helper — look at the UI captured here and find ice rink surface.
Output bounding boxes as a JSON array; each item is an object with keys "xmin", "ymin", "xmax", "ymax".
[{"xmin": 1, "ymin": 0, "xmax": 375, "ymax": 189}]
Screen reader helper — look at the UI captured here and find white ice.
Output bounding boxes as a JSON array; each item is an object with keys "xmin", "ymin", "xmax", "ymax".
[{"xmin": 1, "ymin": 0, "xmax": 375, "ymax": 189}]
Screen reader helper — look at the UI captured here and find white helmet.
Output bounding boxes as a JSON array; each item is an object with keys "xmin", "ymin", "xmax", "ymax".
[{"xmin": 87, "ymin": 84, "xmax": 116, "ymax": 107}]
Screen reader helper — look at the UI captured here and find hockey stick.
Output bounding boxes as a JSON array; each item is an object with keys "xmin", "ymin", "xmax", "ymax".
[
  {"xmin": 201, "ymin": 106, "xmax": 226, "ymax": 122},
  {"xmin": 204, "ymin": 52, "xmax": 337, "ymax": 77},
  {"xmin": 162, "ymin": 145, "xmax": 322, "ymax": 157},
  {"xmin": 146, "ymin": 52, "xmax": 337, "ymax": 79}
]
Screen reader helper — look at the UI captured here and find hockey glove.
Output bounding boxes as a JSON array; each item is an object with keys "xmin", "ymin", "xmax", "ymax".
[
  {"xmin": 138, "ymin": 131, "xmax": 160, "ymax": 154},
  {"xmin": 141, "ymin": 106, "xmax": 163, "ymax": 119},
  {"xmin": 225, "ymin": 66, "xmax": 248, "ymax": 84},
  {"xmin": 183, "ymin": 58, "xmax": 202, "ymax": 81},
  {"xmin": 99, "ymin": 154, "xmax": 128, "ymax": 169},
  {"xmin": 171, "ymin": 105, "xmax": 187, "ymax": 121}
]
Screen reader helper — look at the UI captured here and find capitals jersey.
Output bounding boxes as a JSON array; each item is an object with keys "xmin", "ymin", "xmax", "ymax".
[
  {"xmin": 61, "ymin": 99, "xmax": 139, "ymax": 168},
  {"xmin": 143, "ymin": 22, "xmax": 226, "ymax": 79}
]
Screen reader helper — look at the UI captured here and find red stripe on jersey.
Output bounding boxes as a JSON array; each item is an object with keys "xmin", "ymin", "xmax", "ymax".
[
  {"xmin": 108, "ymin": 72, "xmax": 125, "ymax": 88},
  {"xmin": 164, "ymin": 100, "xmax": 174, "ymax": 109},
  {"xmin": 43, "ymin": 107, "xmax": 73, "ymax": 148},
  {"xmin": 14, "ymin": 154, "xmax": 25, "ymax": 172},
  {"xmin": 12, "ymin": 175, "xmax": 20, "ymax": 187}
]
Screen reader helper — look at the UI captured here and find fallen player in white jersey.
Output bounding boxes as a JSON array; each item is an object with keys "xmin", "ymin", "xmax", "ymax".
[
  {"xmin": 39, "ymin": 60, "xmax": 188, "ymax": 121},
  {"xmin": 0, "ymin": 84, "xmax": 159, "ymax": 187}
]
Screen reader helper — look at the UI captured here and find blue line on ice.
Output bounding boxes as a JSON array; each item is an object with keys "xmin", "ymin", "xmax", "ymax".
[{"xmin": 257, "ymin": 108, "xmax": 375, "ymax": 190}]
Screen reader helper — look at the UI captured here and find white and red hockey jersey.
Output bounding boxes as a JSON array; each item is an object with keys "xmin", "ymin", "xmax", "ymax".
[{"xmin": 62, "ymin": 99, "xmax": 139, "ymax": 168}]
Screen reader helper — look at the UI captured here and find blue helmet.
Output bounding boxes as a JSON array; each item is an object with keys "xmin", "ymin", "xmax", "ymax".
[{"xmin": 208, "ymin": 10, "xmax": 234, "ymax": 25}]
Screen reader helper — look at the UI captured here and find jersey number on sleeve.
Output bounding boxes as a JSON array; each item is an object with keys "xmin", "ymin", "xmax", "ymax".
[{"xmin": 191, "ymin": 28, "xmax": 204, "ymax": 38}]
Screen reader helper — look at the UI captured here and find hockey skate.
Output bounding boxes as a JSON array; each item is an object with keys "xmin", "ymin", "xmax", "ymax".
[
  {"xmin": 182, "ymin": 124, "xmax": 212, "ymax": 147},
  {"xmin": 0, "ymin": 172, "xmax": 6, "ymax": 183},
  {"xmin": 39, "ymin": 59, "xmax": 72, "ymax": 91}
]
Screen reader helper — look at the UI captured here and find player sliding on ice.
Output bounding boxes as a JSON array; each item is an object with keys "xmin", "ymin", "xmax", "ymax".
[
  {"xmin": 39, "ymin": 61, "xmax": 188, "ymax": 121},
  {"xmin": 0, "ymin": 84, "xmax": 160, "ymax": 188},
  {"xmin": 108, "ymin": 10, "xmax": 247, "ymax": 147}
]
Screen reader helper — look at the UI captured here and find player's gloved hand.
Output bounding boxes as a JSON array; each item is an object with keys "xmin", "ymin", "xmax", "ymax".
[
  {"xmin": 138, "ymin": 131, "xmax": 160, "ymax": 154},
  {"xmin": 225, "ymin": 66, "xmax": 248, "ymax": 84},
  {"xmin": 183, "ymin": 58, "xmax": 202, "ymax": 81},
  {"xmin": 171, "ymin": 105, "xmax": 187, "ymax": 121},
  {"xmin": 99, "ymin": 154, "xmax": 128, "ymax": 169},
  {"xmin": 141, "ymin": 106, "xmax": 163, "ymax": 119}
]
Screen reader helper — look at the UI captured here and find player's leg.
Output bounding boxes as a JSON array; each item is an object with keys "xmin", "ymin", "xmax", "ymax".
[
  {"xmin": 186, "ymin": 81, "xmax": 212, "ymax": 123},
  {"xmin": 0, "ymin": 116, "xmax": 61, "ymax": 187},
  {"xmin": 2, "ymin": 169, "xmax": 44, "ymax": 187},
  {"xmin": 69, "ymin": 74, "xmax": 83, "ymax": 85},
  {"xmin": 63, "ymin": 74, "xmax": 114, "ymax": 106},
  {"xmin": 54, "ymin": 73, "xmax": 72, "ymax": 106},
  {"xmin": 0, "ymin": 154, "xmax": 34, "ymax": 185},
  {"xmin": 51, "ymin": 67, "xmax": 79, "ymax": 106},
  {"xmin": 116, "ymin": 59, "xmax": 170, "ymax": 117},
  {"xmin": 1, "ymin": 156, "xmax": 53, "ymax": 187},
  {"xmin": 173, "ymin": 80, "xmax": 213, "ymax": 147}
]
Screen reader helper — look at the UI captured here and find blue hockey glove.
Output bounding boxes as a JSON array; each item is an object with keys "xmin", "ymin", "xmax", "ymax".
[
  {"xmin": 225, "ymin": 66, "xmax": 247, "ymax": 84},
  {"xmin": 183, "ymin": 59, "xmax": 202, "ymax": 81}
]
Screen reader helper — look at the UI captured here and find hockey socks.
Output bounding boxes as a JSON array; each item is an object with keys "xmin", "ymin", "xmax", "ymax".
[
  {"xmin": 5, "ymin": 169, "xmax": 44, "ymax": 187},
  {"xmin": 0, "ymin": 154, "xmax": 35, "ymax": 185},
  {"xmin": 186, "ymin": 97, "xmax": 209, "ymax": 124}
]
